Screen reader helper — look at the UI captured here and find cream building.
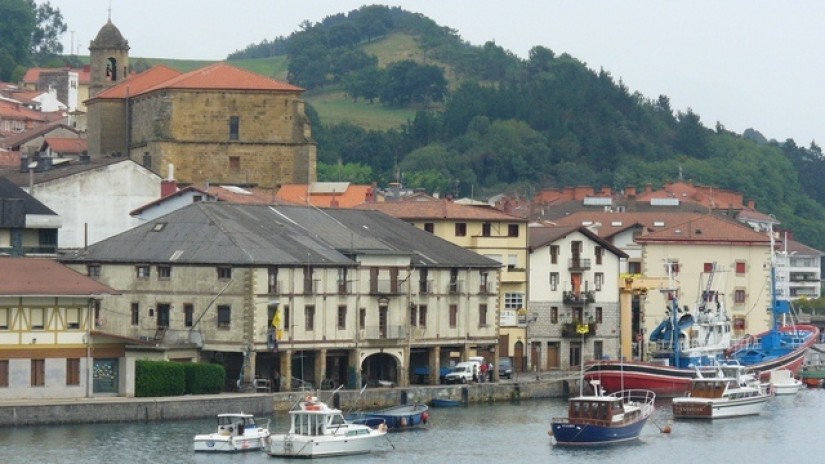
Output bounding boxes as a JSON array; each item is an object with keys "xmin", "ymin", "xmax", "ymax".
[{"xmin": 61, "ymin": 203, "xmax": 500, "ymax": 391}]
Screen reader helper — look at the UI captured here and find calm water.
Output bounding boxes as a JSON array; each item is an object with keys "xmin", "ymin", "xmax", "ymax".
[{"xmin": 1, "ymin": 388, "xmax": 823, "ymax": 464}]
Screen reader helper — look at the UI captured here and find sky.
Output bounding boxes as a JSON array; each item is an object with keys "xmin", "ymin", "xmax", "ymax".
[{"xmin": 47, "ymin": 0, "xmax": 825, "ymax": 147}]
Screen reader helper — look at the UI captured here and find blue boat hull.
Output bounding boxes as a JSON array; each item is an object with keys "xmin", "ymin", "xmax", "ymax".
[{"xmin": 550, "ymin": 418, "xmax": 648, "ymax": 446}]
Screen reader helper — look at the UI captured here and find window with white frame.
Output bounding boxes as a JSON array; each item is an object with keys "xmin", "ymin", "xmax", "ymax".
[
  {"xmin": 504, "ymin": 293, "xmax": 524, "ymax": 309},
  {"xmin": 595, "ymin": 272, "xmax": 604, "ymax": 291},
  {"xmin": 550, "ymin": 273, "xmax": 559, "ymax": 291}
]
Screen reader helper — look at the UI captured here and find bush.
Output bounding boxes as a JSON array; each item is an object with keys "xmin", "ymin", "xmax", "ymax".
[
  {"xmin": 184, "ymin": 363, "xmax": 225, "ymax": 394},
  {"xmin": 135, "ymin": 360, "xmax": 186, "ymax": 397}
]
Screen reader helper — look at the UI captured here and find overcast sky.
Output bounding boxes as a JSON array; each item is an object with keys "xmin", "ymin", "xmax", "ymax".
[{"xmin": 48, "ymin": 0, "xmax": 825, "ymax": 147}]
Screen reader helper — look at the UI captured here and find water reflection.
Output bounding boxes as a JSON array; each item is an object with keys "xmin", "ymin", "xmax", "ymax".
[{"xmin": 1, "ymin": 389, "xmax": 824, "ymax": 463}]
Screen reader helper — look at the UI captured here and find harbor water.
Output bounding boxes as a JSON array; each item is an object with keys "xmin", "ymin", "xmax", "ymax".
[{"xmin": 1, "ymin": 388, "xmax": 823, "ymax": 464}]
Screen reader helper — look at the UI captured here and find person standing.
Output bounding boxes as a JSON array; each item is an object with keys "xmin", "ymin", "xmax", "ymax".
[{"xmin": 479, "ymin": 361, "xmax": 488, "ymax": 383}]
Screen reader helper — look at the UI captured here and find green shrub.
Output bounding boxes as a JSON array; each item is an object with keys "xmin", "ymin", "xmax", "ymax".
[
  {"xmin": 135, "ymin": 360, "xmax": 186, "ymax": 397},
  {"xmin": 184, "ymin": 363, "xmax": 225, "ymax": 394}
]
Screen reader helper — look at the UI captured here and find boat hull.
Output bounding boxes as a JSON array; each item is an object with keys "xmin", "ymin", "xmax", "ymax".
[
  {"xmin": 349, "ymin": 404, "xmax": 430, "ymax": 431},
  {"xmin": 268, "ymin": 431, "xmax": 385, "ymax": 457},
  {"xmin": 550, "ymin": 418, "xmax": 648, "ymax": 446},
  {"xmin": 586, "ymin": 326, "xmax": 817, "ymax": 397},
  {"xmin": 672, "ymin": 395, "xmax": 770, "ymax": 419},
  {"xmin": 193, "ymin": 433, "xmax": 268, "ymax": 452}
]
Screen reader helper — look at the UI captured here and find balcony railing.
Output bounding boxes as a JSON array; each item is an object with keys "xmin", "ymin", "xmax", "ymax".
[
  {"xmin": 448, "ymin": 280, "xmax": 464, "ymax": 295},
  {"xmin": 360, "ymin": 325, "xmax": 407, "ymax": 340},
  {"xmin": 568, "ymin": 258, "xmax": 591, "ymax": 270},
  {"xmin": 563, "ymin": 290, "xmax": 595, "ymax": 305},
  {"xmin": 369, "ymin": 279, "xmax": 404, "ymax": 295},
  {"xmin": 561, "ymin": 322, "xmax": 597, "ymax": 338}
]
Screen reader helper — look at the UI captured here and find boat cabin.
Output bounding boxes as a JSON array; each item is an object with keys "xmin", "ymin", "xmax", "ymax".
[
  {"xmin": 289, "ymin": 397, "xmax": 371, "ymax": 438},
  {"xmin": 567, "ymin": 397, "xmax": 640, "ymax": 425},
  {"xmin": 217, "ymin": 414, "xmax": 258, "ymax": 436}
]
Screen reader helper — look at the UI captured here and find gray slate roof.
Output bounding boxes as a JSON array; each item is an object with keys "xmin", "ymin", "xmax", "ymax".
[{"xmin": 61, "ymin": 203, "xmax": 500, "ymax": 269}]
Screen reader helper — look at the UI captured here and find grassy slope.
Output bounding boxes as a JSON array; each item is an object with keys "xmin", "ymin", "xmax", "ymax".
[{"xmin": 74, "ymin": 32, "xmax": 434, "ymax": 130}]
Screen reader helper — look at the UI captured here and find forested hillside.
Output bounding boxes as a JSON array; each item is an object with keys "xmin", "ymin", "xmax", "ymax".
[{"xmin": 228, "ymin": 5, "xmax": 825, "ymax": 250}]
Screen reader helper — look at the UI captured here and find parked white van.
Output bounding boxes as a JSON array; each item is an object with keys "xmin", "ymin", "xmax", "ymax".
[{"xmin": 444, "ymin": 360, "xmax": 480, "ymax": 384}]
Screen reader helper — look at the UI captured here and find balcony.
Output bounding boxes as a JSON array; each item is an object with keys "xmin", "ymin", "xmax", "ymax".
[
  {"xmin": 563, "ymin": 290, "xmax": 595, "ymax": 305},
  {"xmin": 561, "ymin": 322, "xmax": 597, "ymax": 338},
  {"xmin": 568, "ymin": 258, "xmax": 591, "ymax": 271},
  {"xmin": 448, "ymin": 280, "xmax": 464, "ymax": 295},
  {"xmin": 369, "ymin": 279, "xmax": 404, "ymax": 295},
  {"xmin": 478, "ymin": 281, "xmax": 495, "ymax": 295},
  {"xmin": 360, "ymin": 325, "xmax": 407, "ymax": 340}
]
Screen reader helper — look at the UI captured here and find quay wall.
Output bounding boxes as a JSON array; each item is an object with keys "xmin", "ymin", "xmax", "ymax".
[{"xmin": 0, "ymin": 378, "xmax": 572, "ymax": 427}]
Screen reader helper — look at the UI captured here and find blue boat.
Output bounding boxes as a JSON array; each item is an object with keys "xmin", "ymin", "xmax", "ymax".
[
  {"xmin": 348, "ymin": 403, "xmax": 430, "ymax": 431},
  {"xmin": 431, "ymin": 398, "xmax": 463, "ymax": 408},
  {"xmin": 549, "ymin": 380, "xmax": 656, "ymax": 446}
]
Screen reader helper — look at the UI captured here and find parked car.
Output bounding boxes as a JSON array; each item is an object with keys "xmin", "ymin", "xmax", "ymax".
[
  {"xmin": 444, "ymin": 361, "xmax": 479, "ymax": 384},
  {"xmin": 498, "ymin": 357, "xmax": 513, "ymax": 379}
]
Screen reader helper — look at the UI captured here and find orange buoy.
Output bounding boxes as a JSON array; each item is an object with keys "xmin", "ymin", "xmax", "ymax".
[{"xmin": 662, "ymin": 425, "xmax": 672, "ymax": 434}]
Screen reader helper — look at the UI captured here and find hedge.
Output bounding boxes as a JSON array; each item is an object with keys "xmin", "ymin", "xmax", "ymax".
[
  {"xmin": 184, "ymin": 363, "xmax": 225, "ymax": 394},
  {"xmin": 135, "ymin": 361, "xmax": 225, "ymax": 397}
]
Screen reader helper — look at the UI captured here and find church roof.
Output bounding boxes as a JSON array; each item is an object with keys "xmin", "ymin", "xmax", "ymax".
[
  {"xmin": 88, "ymin": 65, "xmax": 181, "ymax": 101},
  {"xmin": 141, "ymin": 62, "xmax": 303, "ymax": 93},
  {"xmin": 90, "ymin": 19, "xmax": 129, "ymax": 50}
]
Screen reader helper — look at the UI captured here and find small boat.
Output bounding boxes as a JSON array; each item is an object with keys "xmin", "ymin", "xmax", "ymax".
[
  {"xmin": 549, "ymin": 380, "xmax": 656, "ymax": 446},
  {"xmin": 268, "ymin": 395, "xmax": 387, "ymax": 458},
  {"xmin": 769, "ymin": 368, "xmax": 803, "ymax": 395},
  {"xmin": 348, "ymin": 403, "xmax": 430, "ymax": 431},
  {"xmin": 799, "ymin": 363, "xmax": 825, "ymax": 387},
  {"xmin": 193, "ymin": 413, "xmax": 271, "ymax": 452},
  {"xmin": 672, "ymin": 363, "xmax": 773, "ymax": 419},
  {"xmin": 431, "ymin": 398, "xmax": 463, "ymax": 408}
]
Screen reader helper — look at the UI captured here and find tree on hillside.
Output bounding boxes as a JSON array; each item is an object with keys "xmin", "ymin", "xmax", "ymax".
[
  {"xmin": 31, "ymin": 0, "xmax": 65, "ymax": 57},
  {"xmin": 352, "ymin": 5, "xmax": 394, "ymax": 42},
  {"xmin": 0, "ymin": 0, "xmax": 35, "ymax": 80}
]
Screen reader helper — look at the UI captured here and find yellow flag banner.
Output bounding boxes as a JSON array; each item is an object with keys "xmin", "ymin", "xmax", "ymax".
[
  {"xmin": 272, "ymin": 308, "xmax": 281, "ymax": 328},
  {"xmin": 576, "ymin": 323, "xmax": 590, "ymax": 335}
]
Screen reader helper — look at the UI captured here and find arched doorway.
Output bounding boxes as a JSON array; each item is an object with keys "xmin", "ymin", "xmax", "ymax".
[
  {"xmin": 361, "ymin": 352, "xmax": 400, "ymax": 387},
  {"xmin": 514, "ymin": 341, "xmax": 525, "ymax": 373}
]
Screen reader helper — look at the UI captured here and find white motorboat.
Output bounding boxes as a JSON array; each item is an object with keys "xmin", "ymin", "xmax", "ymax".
[
  {"xmin": 193, "ymin": 413, "xmax": 271, "ymax": 452},
  {"xmin": 268, "ymin": 395, "xmax": 388, "ymax": 458},
  {"xmin": 769, "ymin": 368, "xmax": 803, "ymax": 396},
  {"xmin": 672, "ymin": 363, "xmax": 773, "ymax": 419}
]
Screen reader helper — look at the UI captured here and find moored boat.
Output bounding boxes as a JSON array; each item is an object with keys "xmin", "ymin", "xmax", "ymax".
[
  {"xmin": 192, "ymin": 413, "xmax": 271, "ymax": 452},
  {"xmin": 799, "ymin": 362, "xmax": 825, "ymax": 388},
  {"xmin": 431, "ymin": 398, "xmax": 464, "ymax": 408},
  {"xmin": 672, "ymin": 363, "xmax": 773, "ymax": 419},
  {"xmin": 549, "ymin": 380, "xmax": 656, "ymax": 446},
  {"xmin": 769, "ymin": 368, "xmax": 803, "ymax": 395},
  {"xmin": 268, "ymin": 395, "xmax": 387, "ymax": 458},
  {"xmin": 348, "ymin": 403, "xmax": 430, "ymax": 431}
]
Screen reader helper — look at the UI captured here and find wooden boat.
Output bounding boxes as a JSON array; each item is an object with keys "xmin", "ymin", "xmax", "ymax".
[
  {"xmin": 769, "ymin": 368, "xmax": 803, "ymax": 395},
  {"xmin": 549, "ymin": 380, "xmax": 656, "ymax": 446},
  {"xmin": 348, "ymin": 403, "xmax": 430, "ymax": 431},
  {"xmin": 268, "ymin": 396, "xmax": 387, "ymax": 458},
  {"xmin": 672, "ymin": 363, "xmax": 773, "ymax": 419},
  {"xmin": 431, "ymin": 398, "xmax": 463, "ymax": 408},
  {"xmin": 192, "ymin": 413, "xmax": 271, "ymax": 452}
]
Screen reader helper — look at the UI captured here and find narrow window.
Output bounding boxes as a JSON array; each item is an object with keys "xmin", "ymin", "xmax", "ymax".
[
  {"xmin": 66, "ymin": 358, "xmax": 80, "ymax": 386},
  {"xmin": 337, "ymin": 305, "xmax": 347, "ymax": 330},
  {"xmin": 184, "ymin": 303, "xmax": 194, "ymax": 327},
  {"xmin": 31, "ymin": 308, "xmax": 45, "ymax": 330},
  {"xmin": 131, "ymin": 303, "xmax": 139, "ymax": 326},
  {"xmin": 217, "ymin": 305, "xmax": 231, "ymax": 328},
  {"xmin": 424, "ymin": 223, "xmax": 434, "ymax": 233},
  {"xmin": 550, "ymin": 245, "xmax": 559, "ymax": 264},
  {"xmin": 268, "ymin": 267, "xmax": 278, "ymax": 294},
  {"xmin": 66, "ymin": 308, "xmax": 80, "ymax": 329},
  {"xmin": 479, "ymin": 304, "xmax": 488, "ymax": 326},
  {"xmin": 595, "ymin": 307, "xmax": 603, "ymax": 324},
  {"xmin": 283, "ymin": 305, "xmax": 290, "ymax": 331},
  {"xmin": 508, "ymin": 224, "xmax": 519, "ymax": 237},
  {"xmin": 229, "ymin": 116, "xmax": 239, "ymax": 140},
  {"xmin": 449, "ymin": 304, "xmax": 458, "ymax": 328},
  {"xmin": 595, "ymin": 272, "xmax": 604, "ymax": 291},
  {"xmin": 594, "ymin": 246, "xmax": 603, "ymax": 265},
  {"xmin": 550, "ymin": 272, "xmax": 559, "ymax": 291},
  {"xmin": 217, "ymin": 266, "xmax": 232, "ymax": 280},
  {"xmin": 735, "ymin": 289, "xmax": 746, "ymax": 304},
  {"xmin": 455, "ymin": 223, "xmax": 467, "ymax": 237},
  {"xmin": 419, "ymin": 305, "xmax": 427, "ymax": 327},
  {"xmin": 0, "ymin": 308, "xmax": 8, "ymax": 329},
  {"xmin": 157, "ymin": 265, "xmax": 171, "ymax": 280},
  {"xmin": 508, "ymin": 254, "xmax": 518, "ymax": 270},
  {"xmin": 410, "ymin": 305, "xmax": 417, "ymax": 327},
  {"xmin": 305, "ymin": 305, "xmax": 315, "ymax": 331},
  {"xmin": 551, "ymin": 306, "xmax": 559, "ymax": 324},
  {"xmin": 229, "ymin": 156, "xmax": 240, "ymax": 171},
  {"xmin": 303, "ymin": 267, "xmax": 314, "ymax": 294},
  {"xmin": 482, "ymin": 223, "xmax": 492, "ymax": 237},
  {"xmin": 87, "ymin": 264, "xmax": 101, "ymax": 278},
  {"xmin": 359, "ymin": 307, "xmax": 366, "ymax": 330},
  {"xmin": 31, "ymin": 359, "xmax": 45, "ymax": 387}
]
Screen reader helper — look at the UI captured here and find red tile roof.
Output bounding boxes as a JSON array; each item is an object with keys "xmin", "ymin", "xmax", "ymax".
[
  {"xmin": 0, "ymin": 100, "xmax": 48, "ymax": 122},
  {"xmin": 552, "ymin": 211, "xmax": 703, "ymax": 239},
  {"xmin": 355, "ymin": 198, "xmax": 526, "ymax": 221},
  {"xmin": 0, "ymin": 257, "xmax": 116, "ymax": 296},
  {"xmin": 42, "ymin": 137, "xmax": 87, "ymax": 153},
  {"xmin": 636, "ymin": 214, "xmax": 770, "ymax": 245},
  {"xmin": 22, "ymin": 67, "xmax": 91, "ymax": 85},
  {"xmin": 89, "ymin": 65, "xmax": 182, "ymax": 100},
  {"xmin": 275, "ymin": 183, "xmax": 375, "ymax": 208},
  {"xmin": 141, "ymin": 62, "xmax": 303, "ymax": 93}
]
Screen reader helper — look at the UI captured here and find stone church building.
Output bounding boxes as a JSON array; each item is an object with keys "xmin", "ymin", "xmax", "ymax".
[{"xmin": 84, "ymin": 20, "xmax": 316, "ymax": 188}]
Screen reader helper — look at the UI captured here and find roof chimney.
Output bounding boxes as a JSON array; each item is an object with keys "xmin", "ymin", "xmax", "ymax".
[
  {"xmin": 645, "ymin": 183, "xmax": 653, "ymax": 195},
  {"xmin": 626, "ymin": 186, "xmax": 637, "ymax": 197},
  {"xmin": 747, "ymin": 199, "xmax": 755, "ymax": 210},
  {"xmin": 160, "ymin": 163, "xmax": 178, "ymax": 197}
]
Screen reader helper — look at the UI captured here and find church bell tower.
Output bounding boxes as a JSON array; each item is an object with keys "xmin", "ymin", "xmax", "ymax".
[{"xmin": 88, "ymin": 18, "xmax": 130, "ymax": 98}]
